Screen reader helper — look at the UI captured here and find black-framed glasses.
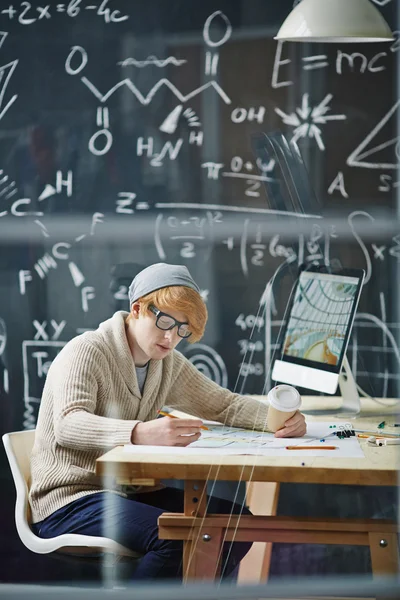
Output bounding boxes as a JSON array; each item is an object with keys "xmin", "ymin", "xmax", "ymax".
[{"xmin": 148, "ymin": 305, "xmax": 192, "ymax": 339}]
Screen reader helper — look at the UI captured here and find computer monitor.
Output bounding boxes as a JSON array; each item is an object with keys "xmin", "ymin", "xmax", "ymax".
[{"xmin": 271, "ymin": 264, "xmax": 366, "ymax": 416}]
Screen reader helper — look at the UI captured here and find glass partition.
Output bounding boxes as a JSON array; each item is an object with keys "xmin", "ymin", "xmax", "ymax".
[{"xmin": 0, "ymin": 0, "xmax": 398, "ymax": 592}]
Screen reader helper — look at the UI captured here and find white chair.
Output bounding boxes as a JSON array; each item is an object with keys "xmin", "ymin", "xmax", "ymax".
[{"xmin": 2, "ymin": 430, "xmax": 141, "ymax": 562}]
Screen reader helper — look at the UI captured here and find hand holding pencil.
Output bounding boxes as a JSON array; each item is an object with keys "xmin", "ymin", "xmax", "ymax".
[
  {"xmin": 158, "ymin": 410, "xmax": 209, "ymax": 431},
  {"xmin": 131, "ymin": 411, "xmax": 206, "ymax": 446}
]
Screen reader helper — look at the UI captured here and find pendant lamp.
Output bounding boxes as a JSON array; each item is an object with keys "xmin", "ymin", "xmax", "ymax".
[{"xmin": 275, "ymin": 0, "xmax": 393, "ymax": 43}]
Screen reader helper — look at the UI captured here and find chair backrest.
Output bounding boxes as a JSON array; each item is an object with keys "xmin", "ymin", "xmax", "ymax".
[
  {"xmin": 2, "ymin": 430, "xmax": 36, "ymax": 546},
  {"xmin": 2, "ymin": 429, "xmax": 141, "ymax": 558},
  {"xmin": 3, "ymin": 430, "xmax": 35, "ymax": 486}
]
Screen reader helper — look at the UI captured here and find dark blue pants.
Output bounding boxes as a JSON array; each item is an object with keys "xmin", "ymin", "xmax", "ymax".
[{"xmin": 32, "ymin": 488, "xmax": 252, "ymax": 581}]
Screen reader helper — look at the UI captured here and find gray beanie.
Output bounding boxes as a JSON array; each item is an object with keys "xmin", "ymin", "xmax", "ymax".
[{"xmin": 128, "ymin": 263, "xmax": 200, "ymax": 306}]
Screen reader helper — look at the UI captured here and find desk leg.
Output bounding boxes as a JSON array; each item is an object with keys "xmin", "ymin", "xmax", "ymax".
[
  {"xmin": 182, "ymin": 480, "xmax": 223, "ymax": 582},
  {"xmin": 368, "ymin": 532, "xmax": 400, "ymax": 576},
  {"xmin": 238, "ymin": 481, "xmax": 280, "ymax": 583}
]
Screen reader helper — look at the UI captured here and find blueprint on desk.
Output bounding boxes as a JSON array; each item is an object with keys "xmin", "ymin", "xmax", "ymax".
[{"xmin": 123, "ymin": 421, "xmax": 365, "ymax": 458}]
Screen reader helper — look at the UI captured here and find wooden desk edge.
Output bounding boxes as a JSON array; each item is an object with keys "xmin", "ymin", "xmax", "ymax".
[{"xmin": 96, "ymin": 455, "xmax": 397, "ymax": 487}]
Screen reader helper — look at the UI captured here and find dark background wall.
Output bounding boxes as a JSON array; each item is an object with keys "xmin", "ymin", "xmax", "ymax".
[{"xmin": 0, "ymin": 0, "xmax": 398, "ymax": 584}]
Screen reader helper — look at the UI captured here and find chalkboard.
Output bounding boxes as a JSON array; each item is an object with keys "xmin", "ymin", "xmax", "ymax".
[{"xmin": 0, "ymin": 0, "xmax": 399, "ymax": 436}]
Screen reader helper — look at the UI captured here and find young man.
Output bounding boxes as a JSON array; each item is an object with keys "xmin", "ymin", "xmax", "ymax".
[{"xmin": 29, "ymin": 263, "xmax": 306, "ymax": 580}]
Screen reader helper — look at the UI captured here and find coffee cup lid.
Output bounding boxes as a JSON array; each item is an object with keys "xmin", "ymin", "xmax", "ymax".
[{"xmin": 267, "ymin": 385, "xmax": 301, "ymax": 412}]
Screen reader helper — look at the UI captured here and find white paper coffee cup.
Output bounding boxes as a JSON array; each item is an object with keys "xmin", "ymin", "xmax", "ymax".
[{"xmin": 266, "ymin": 385, "xmax": 302, "ymax": 433}]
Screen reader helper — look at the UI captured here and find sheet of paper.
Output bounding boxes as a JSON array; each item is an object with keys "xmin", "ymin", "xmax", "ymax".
[
  {"xmin": 122, "ymin": 445, "xmax": 241, "ymax": 456},
  {"xmin": 123, "ymin": 421, "xmax": 365, "ymax": 458}
]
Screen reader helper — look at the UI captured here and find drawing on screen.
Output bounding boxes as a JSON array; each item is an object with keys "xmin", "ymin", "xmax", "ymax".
[
  {"xmin": 275, "ymin": 93, "xmax": 346, "ymax": 151},
  {"xmin": 347, "ymin": 100, "xmax": 400, "ymax": 169},
  {"xmin": 184, "ymin": 343, "xmax": 228, "ymax": 388},
  {"xmin": 283, "ymin": 277, "xmax": 358, "ymax": 365}
]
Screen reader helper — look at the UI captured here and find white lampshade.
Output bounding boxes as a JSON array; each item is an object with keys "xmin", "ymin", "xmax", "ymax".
[{"xmin": 275, "ymin": 0, "xmax": 393, "ymax": 43}]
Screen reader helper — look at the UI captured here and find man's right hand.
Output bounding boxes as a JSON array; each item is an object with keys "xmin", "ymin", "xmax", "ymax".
[{"xmin": 131, "ymin": 417, "xmax": 203, "ymax": 446}]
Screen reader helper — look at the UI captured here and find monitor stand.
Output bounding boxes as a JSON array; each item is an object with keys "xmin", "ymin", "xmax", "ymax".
[{"xmin": 302, "ymin": 356, "xmax": 361, "ymax": 418}]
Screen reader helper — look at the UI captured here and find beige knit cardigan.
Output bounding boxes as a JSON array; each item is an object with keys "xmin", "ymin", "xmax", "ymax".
[{"xmin": 29, "ymin": 311, "xmax": 269, "ymax": 523}]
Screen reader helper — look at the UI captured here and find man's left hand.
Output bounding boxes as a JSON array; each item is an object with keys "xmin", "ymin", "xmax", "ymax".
[{"xmin": 273, "ymin": 410, "xmax": 306, "ymax": 438}]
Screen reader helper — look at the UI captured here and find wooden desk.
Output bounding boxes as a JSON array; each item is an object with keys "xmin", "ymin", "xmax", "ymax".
[
  {"xmin": 239, "ymin": 395, "xmax": 400, "ymax": 582},
  {"xmin": 96, "ymin": 396, "xmax": 399, "ymax": 582}
]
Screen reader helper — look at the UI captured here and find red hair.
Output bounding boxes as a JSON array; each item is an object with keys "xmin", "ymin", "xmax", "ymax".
[{"xmin": 129, "ymin": 285, "xmax": 208, "ymax": 343}]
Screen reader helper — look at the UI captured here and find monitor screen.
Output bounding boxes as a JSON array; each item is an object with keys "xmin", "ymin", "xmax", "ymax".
[
  {"xmin": 283, "ymin": 270, "xmax": 361, "ymax": 369},
  {"xmin": 272, "ymin": 265, "xmax": 365, "ymax": 394}
]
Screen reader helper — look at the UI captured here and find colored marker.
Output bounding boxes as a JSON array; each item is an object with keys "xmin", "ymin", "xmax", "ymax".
[{"xmin": 286, "ymin": 445, "xmax": 337, "ymax": 450}]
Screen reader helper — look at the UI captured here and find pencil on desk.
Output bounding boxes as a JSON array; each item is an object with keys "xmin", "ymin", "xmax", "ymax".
[
  {"xmin": 355, "ymin": 430, "xmax": 400, "ymax": 438},
  {"xmin": 356, "ymin": 434, "xmax": 394, "ymax": 440},
  {"xmin": 158, "ymin": 410, "xmax": 209, "ymax": 431},
  {"xmin": 286, "ymin": 445, "xmax": 337, "ymax": 450}
]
